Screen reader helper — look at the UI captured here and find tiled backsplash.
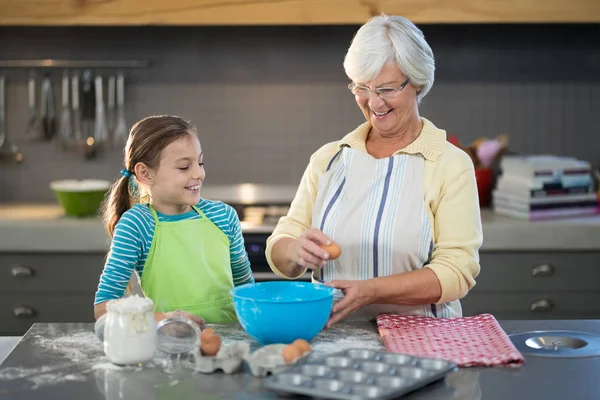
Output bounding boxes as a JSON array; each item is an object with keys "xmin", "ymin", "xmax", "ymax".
[{"xmin": 0, "ymin": 24, "xmax": 598, "ymax": 202}]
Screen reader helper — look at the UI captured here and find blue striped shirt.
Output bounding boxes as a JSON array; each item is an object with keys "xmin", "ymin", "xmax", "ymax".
[{"xmin": 94, "ymin": 199, "xmax": 254, "ymax": 305}]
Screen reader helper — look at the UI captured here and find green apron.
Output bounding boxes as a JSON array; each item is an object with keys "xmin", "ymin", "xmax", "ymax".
[{"xmin": 140, "ymin": 205, "xmax": 237, "ymax": 323}]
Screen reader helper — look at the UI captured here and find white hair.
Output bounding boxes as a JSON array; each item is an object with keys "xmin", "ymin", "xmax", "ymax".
[{"xmin": 343, "ymin": 14, "xmax": 435, "ymax": 102}]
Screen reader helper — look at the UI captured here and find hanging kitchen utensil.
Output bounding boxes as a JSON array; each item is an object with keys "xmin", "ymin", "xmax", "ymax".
[
  {"xmin": 40, "ymin": 73, "xmax": 57, "ymax": 141},
  {"xmin": 66, "ymin": 70, "xmax": 98, "ymax": 159},
  {"xmin": 93, "ymin": 74, "xmax": 108, "ymax": 144},
  {"xmin": 0, "ymin": 74, "xmax": 5, "ymax": 149},
  {"xmin": 80, "ymin": 69, "xmax": 95, "ymax": 141},
  {"xmin": 58, "ymin": 70, "xmax": 73, "ymax": 147},
  {"xmin": 113, "ymin": 71, "xmax": 128, "ymax": 147},
  {"xmin": 25, "ymin": 71, "xmax": 43, "ymax": 141},
  {"xmin": 71, "ymin": 72, "xmax": 83, "ymax": 141},
  {"xmin": 0, "ymin": 74, "xmax": 24, "ymax": 163},
  {"xmin": 106, "ymin": 75, "xmax": 116, "ymax": 142}
]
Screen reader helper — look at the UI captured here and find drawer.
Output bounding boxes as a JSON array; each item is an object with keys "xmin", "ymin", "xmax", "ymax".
[
  {"xmin": 0, "ymin": 253, "xmax": 105, "ymax": 292},
  {"xmin": 475, "ymin": 252, "xmax": 600, "ymax": 292},
  {"xmin": 0, "ymin": 293, "xmax": 95, "ymax": 335},
  {"xmin": 461, "ymin": 292, "xmax": 600, "ymax": 320}
]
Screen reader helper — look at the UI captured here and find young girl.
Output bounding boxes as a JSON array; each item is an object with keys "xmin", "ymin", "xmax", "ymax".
[{"xmin": 94, "ymin": 115, "xmax": 254, "ymax": 324}]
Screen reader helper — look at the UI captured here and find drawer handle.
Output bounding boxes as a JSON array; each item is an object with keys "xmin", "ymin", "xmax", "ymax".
[
  {"xmin": 531, "ymin": 263, "xmax": 555, "ymax": 277},
  {"xmin": 11, "ymin": 265, "xmax": 35, "ymax": 278},
  {"xmin": 529, "ymin": 299, "xmax": 553, "ymax": 312},
  {"xmin": 13, "ymin": 306, "xmax": 36, "ymax": 318}
]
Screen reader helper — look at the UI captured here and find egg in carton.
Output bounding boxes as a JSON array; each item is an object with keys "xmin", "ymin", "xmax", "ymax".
[
  {"xmin": 192, "ymin": 341, "xmax": 250, "ymax": 374},
  {"xmin": 192, "ymin": 328, "xmax": 251, "ymax": 374},
  {"xmin": 244, "ymin": 340, "xmax": 312, "ymax": 377}
]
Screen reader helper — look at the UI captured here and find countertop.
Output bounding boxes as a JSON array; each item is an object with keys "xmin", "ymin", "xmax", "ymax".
[
  {"xmin": 0, "ymin": 337, "xmax": 19, "ymax": 366},
  {"xmin": 1, "ymin": 320, "xmax": 600, "ymax": 399},
  {"xmin": 0, "ymin": 203, "xmax": 599, "ymax": 252}
]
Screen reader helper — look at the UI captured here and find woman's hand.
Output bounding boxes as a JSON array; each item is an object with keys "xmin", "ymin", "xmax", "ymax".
[
  {"xmin": 325, "ymin": 280, "xmax": 376, "ymax": 328},
  {"xmin": 155, "ymin": 310, "xmax": 206, "ymax": 330},
  {"xmin": 290, "ymin": 228, "xmax": 333, "ymax": 270}
]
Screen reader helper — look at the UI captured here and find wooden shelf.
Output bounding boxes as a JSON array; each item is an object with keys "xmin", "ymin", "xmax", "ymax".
[{"xmin": 0, "ymin": 0, "xmax": 599, "ymax": 26}]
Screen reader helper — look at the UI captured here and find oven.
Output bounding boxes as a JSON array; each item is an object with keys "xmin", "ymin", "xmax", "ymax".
[
  {"xmin": 243, "ymin": 232, "xmax": 273, "ymax": 280},
  {"xmin": 243, "ymin": 232, "xmax": 311, "ymax": 282},
  {"xmin": 201, "ymin": 184, "xmax": 312, "ymax": 282}
]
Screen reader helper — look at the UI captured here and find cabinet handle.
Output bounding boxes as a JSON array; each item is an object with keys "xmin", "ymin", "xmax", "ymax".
[
  {"xmin": 529, "ymin": 299, "xmax": 554, "ymax": 312},
  {"xmin": 13, "ymin": 306, "xmax": 36, "ymax": 318},
  {"xmin": 531, "ymin": 263, "xmax": 555, "ymax": 277},
  {"xmin": 11, "ymin": 265, "xmax": 34, "ymax": 278}
]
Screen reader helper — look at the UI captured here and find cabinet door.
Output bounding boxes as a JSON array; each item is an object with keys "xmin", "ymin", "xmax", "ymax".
[
  {"xmin": 0, "ymin": 253, "xmax": 105, "ymax": 293},
  {"xmin": 0, "ymin": 293, "xmax": 95, "ymax": 335}
]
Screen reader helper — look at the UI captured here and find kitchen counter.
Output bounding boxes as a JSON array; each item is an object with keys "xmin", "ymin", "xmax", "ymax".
[
  {"xmin": 1, "ymin": 320, "xmax": 600, "ymax": 399},
  {"xmin": 0, "ymin": 337, "xmax": 19, "ymax": 366},
  {"xmin": 0, "ymin": 203, "xmax": 599, "ymax": 252}
]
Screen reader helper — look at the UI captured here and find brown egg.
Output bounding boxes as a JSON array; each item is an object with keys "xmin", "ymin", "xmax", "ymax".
[
  {"xmin": 200, "ymin": 328, "xmax": 222, "ymax": 356},
  {"xmin": 292, "ymin": 339, "xmax": 312, "ymax": 355},
  {"xmin": 282, "ymin": 344, "xmax": 303, "ymax": 364},
  {"xmin": 201, "ymin": 328, "xmax": 215, "ymax": 340},
  {"xmin": 321, "ymin": 241, "xmax": 342, "ymax": 260}
]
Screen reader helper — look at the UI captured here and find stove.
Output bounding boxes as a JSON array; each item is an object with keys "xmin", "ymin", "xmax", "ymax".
[
  {"xmin": 200, "ymin": 184, "xmax": 306, "ymax": 281},
  {"xmin": 231, "ymin": 204, "xmax": 292, "ymax": 280}
]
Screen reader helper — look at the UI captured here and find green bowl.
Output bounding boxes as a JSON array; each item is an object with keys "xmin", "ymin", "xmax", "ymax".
[{"xmin": 50, "ymin": 179, "xmax": 111, "ymax": 217}]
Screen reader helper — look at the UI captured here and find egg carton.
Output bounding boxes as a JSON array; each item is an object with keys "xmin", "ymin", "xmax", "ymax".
[
  {"xmin": 192, "ymin": 341, "xmax": 251, "ymax": 374},
  {"xmin": 243, "ymin": 344, "xmax": 310, "ymax": 377},
  {"xmin": 264, "ymin": 348, "xmax": 458, "ymax": 400}
]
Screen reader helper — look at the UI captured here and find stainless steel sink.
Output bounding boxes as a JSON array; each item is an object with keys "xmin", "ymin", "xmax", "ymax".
[{"xmin": 509, "ymin": 330, "xmax": 600, "ymax": 358}]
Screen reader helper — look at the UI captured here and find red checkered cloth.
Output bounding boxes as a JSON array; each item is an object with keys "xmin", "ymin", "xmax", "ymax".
[{"xmin": 376, "ymin": 313, "xmax": 525, "ymax": 367}]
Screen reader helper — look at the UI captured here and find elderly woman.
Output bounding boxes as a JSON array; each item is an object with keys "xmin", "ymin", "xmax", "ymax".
[{"xmin": 266, "ymin": 15, "xmax": 483, "ymax": 326}]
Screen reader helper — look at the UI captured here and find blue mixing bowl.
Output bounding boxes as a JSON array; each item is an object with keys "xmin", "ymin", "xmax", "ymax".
[{"xmin": 230, "ymin": 281, "xmax": 336, "ymax": 345}]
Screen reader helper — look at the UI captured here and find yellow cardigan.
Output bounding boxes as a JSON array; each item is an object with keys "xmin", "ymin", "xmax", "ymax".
[{"xmin": 266, "ymin": 118, "xmax": 483, "ymax": 305}]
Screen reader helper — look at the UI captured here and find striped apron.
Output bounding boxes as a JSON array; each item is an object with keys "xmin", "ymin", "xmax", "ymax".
[{"xmin": 312, "ymin": 145, "xmax": 461, "ymax": 320}]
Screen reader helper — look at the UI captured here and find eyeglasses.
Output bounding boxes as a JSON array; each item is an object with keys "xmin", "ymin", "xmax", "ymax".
[{"xmin": 348, "ymin": 78, "xmax": 411, "ymax": 99}]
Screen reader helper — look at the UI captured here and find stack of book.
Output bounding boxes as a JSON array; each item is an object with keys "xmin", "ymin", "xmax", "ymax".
[{"xmin": 493, "ymin": 155, "xmax": 599, "ymax": 220}]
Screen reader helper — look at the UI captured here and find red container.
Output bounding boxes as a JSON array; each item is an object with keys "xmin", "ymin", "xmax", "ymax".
[{"xmin": 475, "ymin": 167, "xmax": 494, "ymax": 207}]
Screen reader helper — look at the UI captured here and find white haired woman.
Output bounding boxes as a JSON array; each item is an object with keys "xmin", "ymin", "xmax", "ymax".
[{"xmin": 266, "ymin": 15, "xmax": 483, "ymax": 326}]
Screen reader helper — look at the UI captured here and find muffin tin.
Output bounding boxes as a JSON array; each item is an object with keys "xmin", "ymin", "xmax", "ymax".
[{"xmin": 265, "ymin": 348, "xmax": 457, "ymax": 400}]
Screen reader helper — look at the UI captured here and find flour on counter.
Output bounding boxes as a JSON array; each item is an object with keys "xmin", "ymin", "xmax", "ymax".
[
  {"xmin": 0, "ymin": 329, "xmax": 105, "ymax": 392},
  {"xmin": 0, "ymin": 365, "xmax": 56, "ymax": 380},
  {"xmin": 310, "ymin": 324, "xmax": 385, "ymax": 355},
  {"xmin": 0, "ymin": 365, "xmax": 90, "ymax": 391},
  {"xmin": 32, "ymin": 330, "xmax": 103, "ymax": 363},
  {"xmin": 0, "ymin": 327, "xmax": 188, "ymax": 393},
  {"xmin": 92, "ymin": 362, "xmax": 124, "ymax": 371},
  {"xmin": 28, "ymin": 371, "xmax": 88, "ymax": 389}
]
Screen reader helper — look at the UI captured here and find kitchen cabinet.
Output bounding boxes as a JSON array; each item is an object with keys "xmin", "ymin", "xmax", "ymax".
[
  {"xmin": 2, "ymin": 249, "xmax": 600, "ymax": 335},
  {"xmin": 0, "ymin": 253, "xmax": 105, "ymax": 335},
  {"xmin": 0, "ymin": 249, "xmax": 300, "ymax": 336},
  {"xmin": 461, "ymin": 251, "xmax": 600, "ymax": 320},
  {"xmin": 0, "ymin": 0, "xmax": 598, "ymax": 26}
]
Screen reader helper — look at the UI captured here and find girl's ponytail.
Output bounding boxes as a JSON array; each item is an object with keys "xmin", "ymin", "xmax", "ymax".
[{"xmin": 102, "ymin": 174, "xmax": 135, "ymax": 237}]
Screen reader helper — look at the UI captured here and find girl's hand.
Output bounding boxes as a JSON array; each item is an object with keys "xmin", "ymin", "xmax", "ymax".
[
  {"xmin": 290, "ymin": 228, "xmax": 333, "ymax": 270},
  {"xmin": 155, "ymin": 310, "xmax": 206, "ymax": 330}
]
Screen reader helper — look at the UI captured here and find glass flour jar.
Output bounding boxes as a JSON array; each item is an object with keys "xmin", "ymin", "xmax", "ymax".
[{"xmin": 103, "ymin": 295, "xmax": 157, "ymax": 365}]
